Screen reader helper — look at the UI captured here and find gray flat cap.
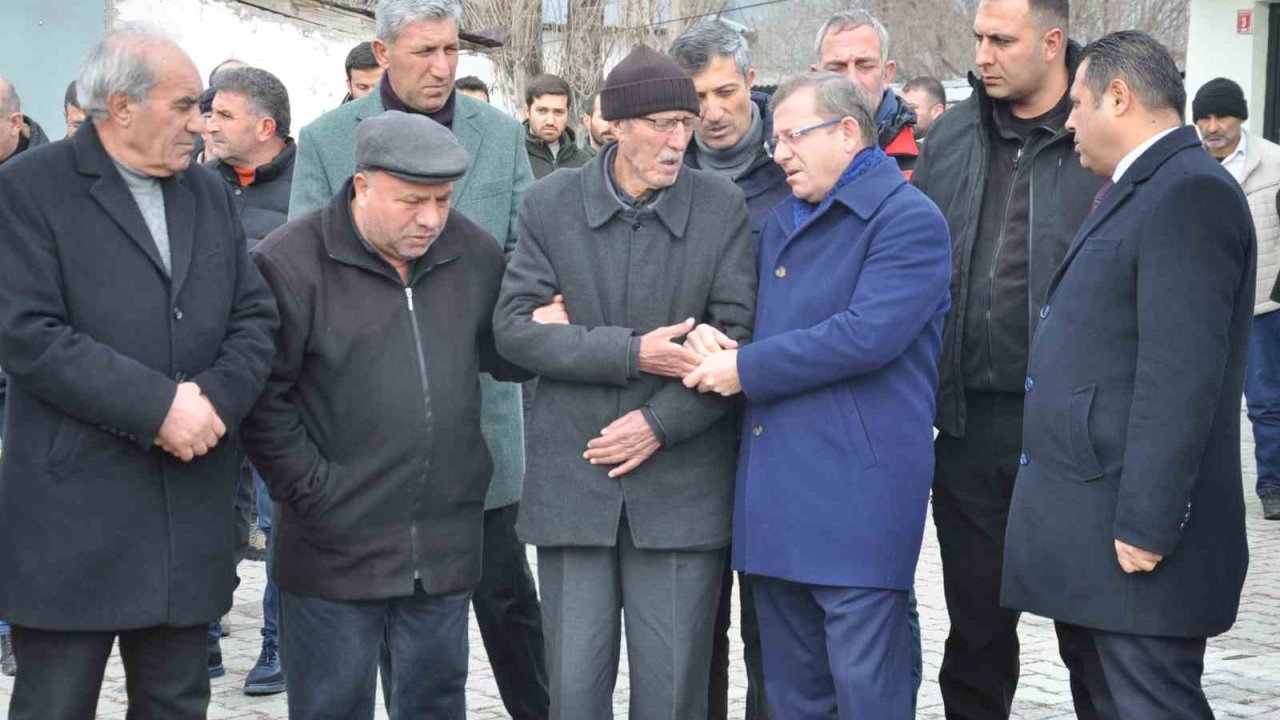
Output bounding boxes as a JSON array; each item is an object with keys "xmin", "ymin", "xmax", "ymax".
[{"xmin": 356, "ymin": 111, "xmax": 469, "ymax": 184}]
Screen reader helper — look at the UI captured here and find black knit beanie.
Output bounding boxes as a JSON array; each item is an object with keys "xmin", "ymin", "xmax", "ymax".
[
  {"xmin": 600, "ymin": 45, "xmax": 699, "ymax": 121},
  {"xmin": 1193, "ymin": 78, "xmax": 1248, "ymax": 122}
]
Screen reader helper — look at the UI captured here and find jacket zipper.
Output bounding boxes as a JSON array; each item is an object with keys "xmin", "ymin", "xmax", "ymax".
[
  {"xmin": 984, "ymin": 145, "xmax": 1024, "ymax": 387},
  {"xmin": 404, "ymin": 286, "xmax": 431, "ymax": 578}
]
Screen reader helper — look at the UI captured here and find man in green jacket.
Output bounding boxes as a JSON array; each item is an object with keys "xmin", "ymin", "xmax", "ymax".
[
  {"xmin": 287, "ymin": 0, "xmax": 545, "ymax": 717},
  {"xmin": 523, "ymin": 73, "xmax": 590, "ymax": 180}
]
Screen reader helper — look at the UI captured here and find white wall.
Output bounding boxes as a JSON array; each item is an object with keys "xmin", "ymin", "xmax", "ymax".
[
  {"xmin": 112, "ymin": 0, "xmax": 369, "ymax": 130},
  {"xmin": 1185, "ymin": 0, "xmax": 1273, "ymax": 131}
]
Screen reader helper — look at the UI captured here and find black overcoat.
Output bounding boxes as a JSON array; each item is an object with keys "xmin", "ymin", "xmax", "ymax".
[
  {"xmin": 1001, "ymin": 127, "xmax": 1252, "ymax": 637},
  {"xmin": 0, "ymin": 124, "xmax": 279, "ymax": 630}
]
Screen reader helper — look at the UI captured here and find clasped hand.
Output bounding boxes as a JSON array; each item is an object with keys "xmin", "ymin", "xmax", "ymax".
[{"xmin": 154, "ymin": 382, "xmax": 226, "ymax": 462}]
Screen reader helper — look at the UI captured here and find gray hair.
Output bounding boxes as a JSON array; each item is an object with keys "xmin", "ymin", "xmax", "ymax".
[
  {"xmin": 213, "ymin": 67, "xmax": 292, "ymax": 139},
  {"xmin": 814, "ymin": 10, "xmax": 890, "ymax": 64},
  {"xmin": 770, "ymin": 71, "xmax": 877, "ymax": 148},
  {"xmin": 75, "ymin": 25, "xmax": 172, "ymax": 121},
  {"xmin": 0, "ymin": 77, "xmax": 19, "ymax": 117},
  {"xmin": 376, "ymin": 0, "xmax": 463, "ymax": 43},
  {"xmin": 669, "ymin": 20, "xmax": 752, "ymax": 79}
]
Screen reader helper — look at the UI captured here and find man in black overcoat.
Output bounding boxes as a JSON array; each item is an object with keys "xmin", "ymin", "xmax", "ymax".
[
  {"xmin": 0, "ymin": 29, "xmax": 278, "ymax": 719},
  {"xmin": 1002, "ymin": 32, "xmax": 1252, "ymax": 720}
]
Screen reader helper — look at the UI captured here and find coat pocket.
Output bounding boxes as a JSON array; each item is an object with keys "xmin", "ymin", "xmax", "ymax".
[
  {"xmin": 46, "ymin": 416, "xmax": 87, "ymax": 480},
  {"xmin": 1067, "ymin": 384, "xmax": 1104, "ymax": 481},
  {"xmin": 1080, "ymin": 236, "xmax": 1122, "ymax": 254},
  {"xmin": 837, "ymin": 385, "xmax": 878, "ymax": 470}
]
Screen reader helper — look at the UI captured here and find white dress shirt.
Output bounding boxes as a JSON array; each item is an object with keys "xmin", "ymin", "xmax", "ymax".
[
  {"xmin": 1112, "ymin": 127, "xmax": 1180, "ymax": 184},
  {"xmin": 1219, "ymin": 131, "xmax": 1248, "ymax": 182}
]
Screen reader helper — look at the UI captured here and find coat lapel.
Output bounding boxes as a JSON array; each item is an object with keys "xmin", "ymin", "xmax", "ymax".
[
  {"xmin": 77, "ymin": 126, "xmax": 169, "ymax": 279},
  {"xmin": 1044, "ymin": 180, "xmax": 1134, "ymax": 300},
  {"xmin": 451, "ymin": 95, "xmax": 484, "ymax": 201},
  {"xmin": 163, "ymin": 174, "xmax": 196, "ymax": 294},
  {"xmin": 1045, "ymin": 127, "xmax": 1203, "ymax": 301}
]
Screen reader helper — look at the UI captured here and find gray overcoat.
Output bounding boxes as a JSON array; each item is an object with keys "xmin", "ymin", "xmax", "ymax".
[{"xmin": 494, "ymin": 150, "xmax": 756, "ymax": 550}]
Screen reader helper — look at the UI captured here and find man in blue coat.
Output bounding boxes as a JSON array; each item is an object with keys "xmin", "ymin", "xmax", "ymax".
[
  {"xmin": 686, "ymin": 71, "xmax": 950, "ymax": 719},
  {"xmin": 1002, "ymin": 32, "xmax": 1252, "ymax": 720}
]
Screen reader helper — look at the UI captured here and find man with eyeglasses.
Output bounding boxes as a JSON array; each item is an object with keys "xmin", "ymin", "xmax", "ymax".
[
  {"xmin": 494, "ymin": 44, "xmax": 756, "ymax": 719},
  {"xmin": 684, "ymin": 71, "xmax": 950, "ymax": 719}
]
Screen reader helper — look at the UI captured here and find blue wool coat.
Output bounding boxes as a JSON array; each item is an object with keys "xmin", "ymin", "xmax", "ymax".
[{"xmin": 733, "ymin": 158, "xmax": 951, "ymax": 589}]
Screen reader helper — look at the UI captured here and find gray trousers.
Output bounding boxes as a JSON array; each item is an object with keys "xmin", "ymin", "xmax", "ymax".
[{"xmin": 537, "ymin": 516, "xmax": 725, "ymax": 720}]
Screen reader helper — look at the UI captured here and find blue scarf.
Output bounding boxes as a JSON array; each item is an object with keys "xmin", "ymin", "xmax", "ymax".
[{"xmin": 792, "ymin": 146, "xmax": 892, "ymax": 229}]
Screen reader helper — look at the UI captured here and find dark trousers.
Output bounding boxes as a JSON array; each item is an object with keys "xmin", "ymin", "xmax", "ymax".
[
  {"xmin": 473, "ymin": 502, "xmax": 549, "ymax": 719},
  {"xmin": 709, "ymin": 561, "xmax": 770, "ymax": 720},
  {"xmin": 1246, "ymin": 310, "xmax": 1280, "ymax": 495},
  {"xmin": 753, "ymin": 577, "xmax": 913, "ymax": 720},
  {"xmin": 9, "ymin": 624, "xmax": 209, "ymax": 720},
  {"xmin": 282, "ymin": 583, "xmax": 471, "ymax": 720},
  {"xmin": 932, "ymin": 391, "xmax": 1025, "ymax": 720},
  {"xmin": 1055, "ymin": 621, "xmax": 1213, "ymax": 720}
]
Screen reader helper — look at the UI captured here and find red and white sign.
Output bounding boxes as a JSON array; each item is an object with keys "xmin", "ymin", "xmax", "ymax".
[{"xmin": 1238, "ymin": 9, "xmax": 1253, "ymax": 35}]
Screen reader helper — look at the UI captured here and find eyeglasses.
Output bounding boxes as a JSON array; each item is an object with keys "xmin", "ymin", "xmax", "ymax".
[
  {"xmin": 636, "ymin": 116, "xmax": 697, "ymax": 134},
  {"xmin": 766, "ymin": 118, "xmax": 843, "ymax": 157}
]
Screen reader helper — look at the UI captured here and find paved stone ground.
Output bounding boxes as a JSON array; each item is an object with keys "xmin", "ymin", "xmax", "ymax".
[{"xmin": 1, "ymin": 410, "xmax": 1276, "ymax": 718}]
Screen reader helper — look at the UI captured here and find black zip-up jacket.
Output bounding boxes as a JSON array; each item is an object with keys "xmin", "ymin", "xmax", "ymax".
[
  {"xmin": 243, "ymin": 179, "xmax": 531, "ymax": 600},
  {"xmin": 209, "ymin": 140, "xmax": 296, "ymax": 249},
  {"xmin": 913, "ymin": 42, "xmax": 1105, "ymax": 438}
]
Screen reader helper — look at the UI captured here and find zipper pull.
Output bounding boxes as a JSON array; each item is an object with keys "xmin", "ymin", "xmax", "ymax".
[
  {"xmin": 1014, "ymin": 146, "xmax": 1023, "ymax": 168},
  {"xmin": 405, "ymin": 286, "xmax": 414, "ymax": 307}
]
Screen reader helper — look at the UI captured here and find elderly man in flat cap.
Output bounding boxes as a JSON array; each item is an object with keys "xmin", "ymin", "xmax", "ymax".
[
  {"xmin": 494, "ymin": 44, "xmax": 757, "ymax": 719},
  {"xmin": 243, "ymin": 110, "xmax": 531, "ymax": 720}
]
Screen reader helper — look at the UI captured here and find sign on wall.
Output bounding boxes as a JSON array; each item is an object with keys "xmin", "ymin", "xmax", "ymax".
[{"xmin": 1239, "ymin": 9, "xmax": 1254, "ymax": 35}]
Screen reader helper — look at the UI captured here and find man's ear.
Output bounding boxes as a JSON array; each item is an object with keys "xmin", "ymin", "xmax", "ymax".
[{"xmin": 372, "ymin": 39, "xmax": 391, "ymax": 70}]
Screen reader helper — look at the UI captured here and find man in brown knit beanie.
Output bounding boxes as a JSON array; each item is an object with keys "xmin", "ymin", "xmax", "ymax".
[{"xmin": 494, "ymin": 44, "xmax": 757, "ymax": 719}]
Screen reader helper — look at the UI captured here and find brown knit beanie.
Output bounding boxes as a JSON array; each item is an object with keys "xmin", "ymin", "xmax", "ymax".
[{"xmin": 600, "ymin": 45, "xmax": 700, "ymax": 121}]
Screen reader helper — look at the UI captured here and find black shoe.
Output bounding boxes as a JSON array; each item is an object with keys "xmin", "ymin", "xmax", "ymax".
[
  {"xmin": 243, "ymin": 640, "xmax": 285, "ymax": 695},
  {"xmin": 1, "ymin": 634, "xmax": 15, "ymax": 677},
  {"xmin": 1262, "ymin": 489, "xmax": 1280, "ymax": 520},
  {"xmin": 207, "ymin": 637, "xmax": 225, "ymax": 679}
]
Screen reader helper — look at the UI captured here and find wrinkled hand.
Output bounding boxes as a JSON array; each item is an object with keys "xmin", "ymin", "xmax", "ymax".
[
  {"xmin": 533, "ymin": 294, "xmax": 569, "ymax": 325},
  {"xmin": 155, "ymin": 382, "xmax": 226, "ymax": 462},
  {"xmin": 638, "ymin": 319, "xmax": 702, "ymax": 378},
  {"xmin": 683, "ymin": 323, "xmax": 738, "ymax": 357},
  {"xmin": 1115, "ymin": 539, "xmax": 1163, "ymax": 574},
  {"xmin": 683, "ymin": 349, "xmax": 742, "ymax": 396},
  {"xmin": 584, "ymin": 410, "xmax": 662, "ymax": 478}
]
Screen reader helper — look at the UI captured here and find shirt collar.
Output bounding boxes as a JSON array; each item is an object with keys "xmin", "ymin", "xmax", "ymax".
[
  {"xmin": 1221, "ymin": 130, "xmax": 1248, "ymax": 167},
  {"xmin": 1112, "ymin": 127, "xmax": 1179, "ymax": 184}
]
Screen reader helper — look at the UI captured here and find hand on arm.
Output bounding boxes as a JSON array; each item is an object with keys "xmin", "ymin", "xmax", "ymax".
[
  {"xmin": 532, "ymin": 294, "xmax": 569, "ymax": 325},
  {"xmin": 638, "ymin": 319, "xmax": 702, "ymax": 378},
  {"xmin": 584, "ymin": 410, "xmax": 662, "ymax": 478}
]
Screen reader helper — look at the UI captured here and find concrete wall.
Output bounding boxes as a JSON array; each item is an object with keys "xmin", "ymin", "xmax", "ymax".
[
  {"xmin": 1185, "ymin": 0, "xmax": 1275, "ymax": 131},
  {"xmin": 0, "ymin": 0, "xmax": 109, "ymax": 140}
]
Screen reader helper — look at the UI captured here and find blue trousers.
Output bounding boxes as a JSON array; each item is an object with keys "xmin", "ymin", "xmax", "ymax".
[
  {"xmin": 1246, "ymin": 310, "xmax": 1280, "ymax": 495},
  {"xmin": 753, "ymin": 576, "xmax": 913, "ymax": 720},
  {"xmin": 253, "ymin": 466, "xmax": 279, "ymax": 643},
  {"xmin": 281, "ymin": 584, "xmax": 471, "ymax": 720}
]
